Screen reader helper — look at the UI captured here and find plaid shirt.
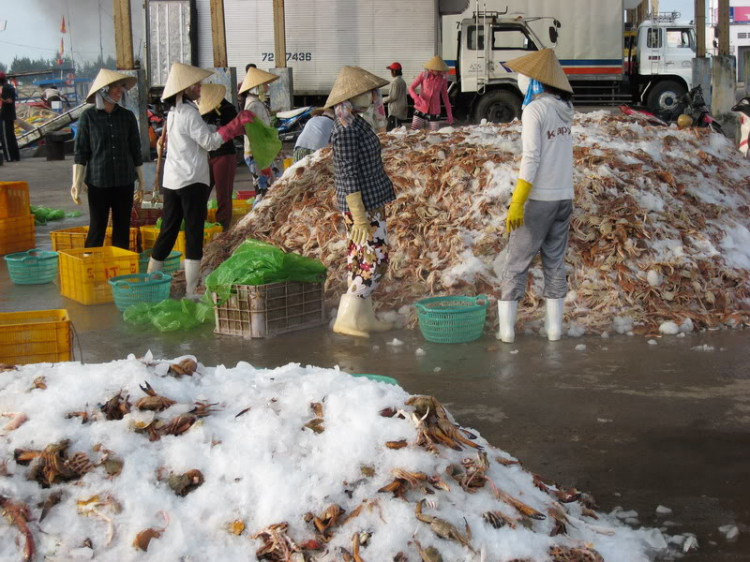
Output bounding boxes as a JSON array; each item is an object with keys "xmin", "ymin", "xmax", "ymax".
[
  {"xmin": 74, "ymin": 105, "xmax": 143, "ymax": 187},
  {"xmin": 331, "ymin": 114, "xmax": 395, "ymax": 213}
]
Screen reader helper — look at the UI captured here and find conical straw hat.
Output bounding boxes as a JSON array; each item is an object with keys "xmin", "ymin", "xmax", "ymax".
[
  {"xmin": 238, "ymin": 68, "xmax": 279, "ymax": 95},
  {"xmin": 86, "ymin": 69, "xmax": 137, "ymax": 103},
  {"xmin": 198, "ymin": 83, "xmax": 227, "ymax": 115},
  {"xmin": 423, "ymin": 56, "xmax": 449, "ymax": 72},
  {"xmin": 505, "ymin": 48, "xmax": 573, "ymax": 94},
  {"xmin": 324, "ymin": 66, "xmax": 389, "ymax": 109},
  {"xmin": 162, "ymin": 62, "xmax": 214, "ymax": 100}
]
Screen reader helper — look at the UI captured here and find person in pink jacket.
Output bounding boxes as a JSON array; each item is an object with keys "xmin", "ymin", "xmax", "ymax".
[{"xmin": 408, "ymin": 56, "xmax": 454, "ymax": 130}]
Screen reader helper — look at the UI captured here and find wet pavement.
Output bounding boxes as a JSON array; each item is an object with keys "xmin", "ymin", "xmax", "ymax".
[{"xmin": 2, "ymin": 157, "xmax": 750, "ymax": 560}]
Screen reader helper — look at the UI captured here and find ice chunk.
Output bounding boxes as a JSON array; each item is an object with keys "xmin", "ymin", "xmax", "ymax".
[
  {"xmin": 575, "ymin": 344, "xmax": 587, "ymax": 351},
  {"xmin": 614, "ymin": 316, "xmax": 634, "ymax": 334},
  {"xmin": 415, "ymin": 348, "xmax": 426, "ymax": 356},
  {"xmin": 692, "ymin": 344, "xmax": 715, "ymax": 352},
  {"xmin": 680, "ymin": 318, "xmax": 694, "ymax": 333},
  {"xmin": 647, "ymin": 269, "xmax": 662, "ymax": 287},
  {"xmin": 510, "ymin": 349, "xmax": 519, "ymax": 355},
  {"xmin": 659, "ymin": 321, "xmax": 680, "ymax": 335},
  {"xmin": 601, "ymin": 331, "xmax": 610, "ymax": 339},
  {"xmin": 386, "ymin": 338, "xmax": 405, "ymax": 346},
  {"xmin": 656, "ymin": 505, "xmax": 673, "ymax": 516},
  {"xmin": 683, "ymin": 535, "xmax": 699, "ymax": 552},
  {"xmin": 615, "ymin": 509, "xmax": 638, "ymax": 519},
  {"xmin": 648, "ymin": 339, "xmax": 658, "ymax": 345},
  {"xmin": 597, "ymin": 418, "xmax": 613, "ymax": 423},
  {"xmin": 719, "ymin": 525, "xmax": 740, "ymax": 541},
  {"xmin": 567, "ymin": 323, "xmax": 585, "ymax": 338},
  {"xmin": 643, "ymin": 528, "xmax": 668, "ymax": 549},
  {"xmin": 433, "ymin": 367, "xmax": 442, "ymax": 372}
]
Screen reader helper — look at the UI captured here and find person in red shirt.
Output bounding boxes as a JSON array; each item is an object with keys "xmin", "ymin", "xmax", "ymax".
[{"xmin": 408, "ymin": 56, "xmax": 453, "ymax": 131}]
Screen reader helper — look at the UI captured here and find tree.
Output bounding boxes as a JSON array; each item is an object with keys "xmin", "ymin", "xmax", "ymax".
[{"xmin": 0, "ymin": 61, "xmax": 6, "ymax": 74}]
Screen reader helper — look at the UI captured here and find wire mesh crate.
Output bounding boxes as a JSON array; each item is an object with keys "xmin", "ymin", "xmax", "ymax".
[{"xmin": 213, "ymin": 280, "xmax": 326, "ymax": 339}]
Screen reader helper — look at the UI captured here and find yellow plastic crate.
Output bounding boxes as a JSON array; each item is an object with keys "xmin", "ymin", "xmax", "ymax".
[
  {"xmin": 0, "ymin": 309, "xmax": 72, "ymax": 365},
  {"xmin": 0, "ymin": 181, "xmax": 30, "ymax": 219},
  {"xmin": 208, "ymin": 200, "xmax": 249, "ymax": 224},
  {"xmin": 141, "ymin": 225, "xmax": 223, "ymax": 261},
  {"xmin": 51, "ymin": 226, "xmax": 140, "ymax": 253},
  {"xmin": 0, "ymin": 214, "xmax": 35, "ymax": 255},
  {"xmin": 59, "ymin": 247, "xmax": 139, "ymax": 305}
]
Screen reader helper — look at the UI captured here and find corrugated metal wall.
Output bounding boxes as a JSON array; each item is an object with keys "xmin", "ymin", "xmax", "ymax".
[
  {"xmin": 150, "ymin": 0, "xmax": 194, "ymax": 86},
  {"xmin": 196, "ymin": 0, "xmax": 436, "ymax": 94}
]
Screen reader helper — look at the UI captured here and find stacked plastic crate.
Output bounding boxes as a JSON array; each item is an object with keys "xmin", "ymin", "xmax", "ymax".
[{"xmin": 0, "ymin": 181, "xmax": 35, "ymax": 255}]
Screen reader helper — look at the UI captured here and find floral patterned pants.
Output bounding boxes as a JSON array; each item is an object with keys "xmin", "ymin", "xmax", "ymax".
[{"xmin": 344, "ymin": 206, "xmax": 389, "ymax": 299}]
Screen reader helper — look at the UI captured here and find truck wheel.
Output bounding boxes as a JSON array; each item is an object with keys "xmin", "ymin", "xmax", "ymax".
[
  {"xmin": 647, "ymin": 81, "xmax": 686, "ymax": 114},
  {"xmin": 474, "ymin": 90, "xmax": 522, "ymax": 124}
]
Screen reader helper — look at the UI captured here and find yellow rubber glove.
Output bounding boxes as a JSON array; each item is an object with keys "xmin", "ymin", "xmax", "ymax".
[
  {"xmin": 345, "ymin": 192, "xmax": 370, "ymax": 247},
  {"xmin": 71, "ymin": 164, "xmax": 86, "ymax": 205},
  {"xmin": 506, "ymin": 178, "xmax": 533, "ymax": 232},
  {"xmin": 134, "ymin": 165, "xmax": 144, "ymax": 205}
]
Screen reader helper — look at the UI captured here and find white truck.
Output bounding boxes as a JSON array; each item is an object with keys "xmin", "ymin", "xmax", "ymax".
[{"xmin": 152, "ymin": 0, "xmax": 696, "ymax": 121}]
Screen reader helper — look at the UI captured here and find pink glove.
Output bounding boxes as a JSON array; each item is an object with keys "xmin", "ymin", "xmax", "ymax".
[{"xmin": 218, "ymin": 110, "xmax": 255, "ymax": 142}]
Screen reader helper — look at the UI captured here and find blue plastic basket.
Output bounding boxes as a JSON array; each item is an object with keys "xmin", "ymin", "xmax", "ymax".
[
  {"xmin": 4, "ymin": 249, "xmax": 59, "ymax": 285},
  {"xmin": 415, "ymin": 295, "xmax": 489, "ymax": 344},
  {"xmin": 108, "ymin": 272, "xmax": 172, "ymax": 311},
  {"xmin": 138, "ymin": 250, "xmax": 182, "ymax": 275}
]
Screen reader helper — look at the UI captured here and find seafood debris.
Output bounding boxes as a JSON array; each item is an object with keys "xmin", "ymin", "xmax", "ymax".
[
  {"xmin": 0, "ymin": 358, "xmax": 684, "ymax": 560},
  {"xmin": 1, "ymin": 412, "xmax": 28, "ymax": 435},
  {"xmin": 169, "ymin": 357, "xmax": 198, "ymax": 377},
  {"xmin": 205, "ymin": 119, "xmax": 750, "ymax": 335}
]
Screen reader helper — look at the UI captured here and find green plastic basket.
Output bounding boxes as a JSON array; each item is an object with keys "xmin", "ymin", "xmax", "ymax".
[
  {"xmin": 415, "ymin": 295, "xmax": 489, "ymax": 343},
  {"xmin": 4, "ymin": 249, "xmax": 59, "ymax": 285},
  {"xmin": 138, "ymin": 250, "xmax": 182, "ymax": 275},
  {"xmin": 350, "ymin": 373, "xmax": 399, "ymax": 386},
  {"xmin": 108, "ymin": 272, "xmax": 172, "ymax": 311}
]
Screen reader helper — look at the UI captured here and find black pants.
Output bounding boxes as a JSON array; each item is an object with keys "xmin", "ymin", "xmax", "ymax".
[
  {"xmin": 85, "ymin": 184, "xmax": 134, "ymax": 249},
  {"xmin": 1, "ymin": 119, "xmax": 20, "ymax": 162},
  {"xmin": 387, "ymin": 115, "xmax": 404, "ymax": 131},
  {"xmin": 152, "ymin": 183, "xmax": 209, "ymax": 261}
]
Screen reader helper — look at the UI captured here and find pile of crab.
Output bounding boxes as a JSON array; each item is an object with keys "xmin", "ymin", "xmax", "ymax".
[
  {"xmin": 0, "ymin": 357, "xmax": 682, "ymax": 561},
  {"xmin": 203, "ymin": 114, "xmax": 750, "ymax": 336}
]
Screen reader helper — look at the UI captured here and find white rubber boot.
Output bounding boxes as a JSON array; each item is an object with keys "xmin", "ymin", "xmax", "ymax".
[
  {"xmin": 496, "ymin": 300, "xmax": 518, "ymax": 343},
  {"xmin": 184, "ymin": 259, "xmax": 202, "ymax": 301},
  {"xmin": 545, "ymin": 299, "xmax": 564, "ymax": 342},
  {"xmin": 147, "ymin": 257, "xmax": 164, "ymax": 274},
  {"xmin": 332, "ymin": 294, "xmax": 369, "ymax": 338},
  {"xmin": 361, "ymin": 297, "xmax": 393, "ymax": 332}
]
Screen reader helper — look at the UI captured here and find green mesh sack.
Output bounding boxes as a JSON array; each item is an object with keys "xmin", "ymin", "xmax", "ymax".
[{"xmin": 244, "ymin": 119, "xmax": 282, "ymax": 170}]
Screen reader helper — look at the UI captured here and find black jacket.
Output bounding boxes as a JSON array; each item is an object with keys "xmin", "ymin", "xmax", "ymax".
[{"xmin": 203, "ymin": 98, "xmax": 238, "ymax": 158}]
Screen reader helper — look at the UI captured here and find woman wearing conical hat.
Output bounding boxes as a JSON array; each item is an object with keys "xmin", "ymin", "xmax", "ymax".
[
  {"xmin": 408, "ymin": 56, "xmax": 454, "ymax": 131},
  {"xmin": 148, "ymin": 63, "xmax": 254, "ymax": 299},
  {"xmin": 198, "ymin": 83, "xmax": 238, "ymax": 230},
  {"xmin": 496, "ymin": 48, "xmax": 575, "ymax": 344},
  {"xmin": 238, "ymin": 67, "xmax": 278, "ymax": 206},
  {"xmin": 72, "ymin": 69, "xmax": 142, "ymax": 250},
  {"xmin": 326, "ymin": 66, "xmax": 396, "ymax": 338}
]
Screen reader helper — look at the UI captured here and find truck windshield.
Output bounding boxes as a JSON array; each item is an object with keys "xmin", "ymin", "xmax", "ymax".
[
  {"xmin": 467, "ymin": 25, "xmax": 537, "ymax": 51},
  {"xmin": 666, "ymin": 28, "xmax": 695, "ymax": 51}
]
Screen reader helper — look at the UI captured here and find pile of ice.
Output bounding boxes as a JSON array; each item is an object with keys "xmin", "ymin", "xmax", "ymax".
[
  {"xmin": 0, "ymin": 357, "xmax": 684, "ymax": 561},
  {"xmin": 204, "ymin": 114, "xmax": 750, "ymax": 336}
]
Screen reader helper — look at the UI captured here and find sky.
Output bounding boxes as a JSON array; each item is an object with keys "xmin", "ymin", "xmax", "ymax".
[
  {"xmin": 0, "ymin": 0, "xmax": 144, "ymax": 67},
  {"xmin": 0, "ymin": 0, "xmax": 707, "ymax": 69}
]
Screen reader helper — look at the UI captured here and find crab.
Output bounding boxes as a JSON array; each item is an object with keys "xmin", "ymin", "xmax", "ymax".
[
  {"xmin": 415, "ymin": 499, "xmax": 474, "ymax": 552},
  {"xmin": 549, "ymin": 545, "xmax": 605, "ymax": 562},
  {"xmin": 77, "ymin": 494, "xmax": 122, "ymax": 546},
  {"xmin": 252, "ymin": 522, "xmax": 303, "ymax": 561},
  {"xmin": 165, "ymin": 469, "xmax": 205, "ymax": 497},
  {"xmin": 413, "ymin": 539, "xmax": 443, "ymax": 562},
  {"xmin": 133, "ymin": 511, "xmax": 170, "ymax": 552},
  {"xmin": 311, "ymin": 503, "xmax": 345, "ymax": 542},
  {"xmin": 482, "ymin": 510, "xmax": 517, "ymax": 529},
  {"xmin": 134, "ymin": 382, "xmax": 176, "ymax": 412},
  {"xmin": 17, "ymin": 440, "xmax": 93, "ymax": 488},
  {"xmin": 489, "ymin": 481, "xmax": 546, "ymax": 521},
  {"xmin": 99, "ymin": 390, "xmax": 131, "ymax": 420},
  {"xmin": 0, "ymin": 495, "xmax": 34, "ymax": 562},
  {"xmin": 169, "ymin": 357, "xmax": 198, "ymax": 377}
]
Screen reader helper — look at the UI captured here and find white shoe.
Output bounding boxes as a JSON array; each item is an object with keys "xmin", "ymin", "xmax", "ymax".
[
  {"xmin": 147, "ymin": 257, "xmax": 163, "ymax": 274},
  {"xmin": 497, "ymin": 300, "xmax": 518, "ymax": 343},
  {"xmin": 545, "ymin": 299, "xmax": 564, "ymax": 341},
  {"xmin": 184, "ymin": 259, "xmax": 202, "ymax": 300},
  {"xmin": 332, "ymin": 294, "xmax": 369, "ymax": 338}
]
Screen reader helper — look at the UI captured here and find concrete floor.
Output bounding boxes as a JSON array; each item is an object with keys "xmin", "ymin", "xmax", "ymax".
[{"xmin": 2, "ymin": 156, "xmax": 750, "ymax": 560}]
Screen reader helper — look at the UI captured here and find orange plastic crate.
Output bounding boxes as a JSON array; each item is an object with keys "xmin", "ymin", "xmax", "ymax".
[
  {"xmin": 0, "ymin": 214, "xmax": 35, "ymax": 255},
  {"xmin": 59, "ymin": 247, "xmax": 139, "ymax": 305},
  {"xmin": 0, "ymin": 181, "xmax": 30, "ymax": 219},
  {"xmin": 0, "ymin": 309, "xmax": 72, "ymax": 365},
  {"xmin": 50, "ymin": 226, "xmax": 140, "ymax": 253},
  {"xmin": 141, "ymin": 225, "xmax": 223, "ymax": 261}
]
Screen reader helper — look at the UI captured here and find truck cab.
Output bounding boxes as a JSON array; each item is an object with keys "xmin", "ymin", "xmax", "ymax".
[
  {"xmin": 634, "ymin": 12, "xmax": 696, "ymax": 113},
  {"xmin": 457, "ymin": 11, "xmax": 557, "ymax": 123}
]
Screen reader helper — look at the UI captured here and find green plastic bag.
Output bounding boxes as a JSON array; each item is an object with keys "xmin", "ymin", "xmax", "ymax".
[
  {"xmin": 245, "ymin": 120, "xmax": 282, "ymax": 170},
  {"xmin": 123, "ymin": 299, "xmax": 214, "ymax": 332},
  {"xmin": 207, "ymin": 199, "xmax": 218, "ymax": 210},
  {"xmin": 204, "ymin": 238, "xmax": 327, "ymax": 304},
  {"xmin": 30, "ymin": 205, "xmax": 69, "ymax": 225}
]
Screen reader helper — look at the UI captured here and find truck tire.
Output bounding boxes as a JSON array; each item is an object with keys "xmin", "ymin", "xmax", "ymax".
[
  {"xmin": 646, "ymin": 81, "xmax": 686, "ymax": 115},
  {"xmin": 474, "ymin": 90, "xmax": 522, "ymax": 124}
]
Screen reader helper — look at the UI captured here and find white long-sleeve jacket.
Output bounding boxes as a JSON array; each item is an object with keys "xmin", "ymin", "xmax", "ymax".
[
  {"xmin": 518, "ymin": 94, "xmax": 574, "ymax": 201},
  {"xmin": 163, "ymin": 101, "xmax": 225, "ymax": 190}
]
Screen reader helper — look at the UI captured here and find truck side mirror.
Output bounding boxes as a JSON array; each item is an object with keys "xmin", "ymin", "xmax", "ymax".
[{"xmin": 549, "ymin": 27, "xmax": 558, "ymax": 44}]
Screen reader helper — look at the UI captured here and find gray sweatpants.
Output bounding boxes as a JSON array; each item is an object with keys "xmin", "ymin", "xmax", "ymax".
[{"xmin": 500, "ymin": 199, "xmax": 573, "ymax": 301}]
